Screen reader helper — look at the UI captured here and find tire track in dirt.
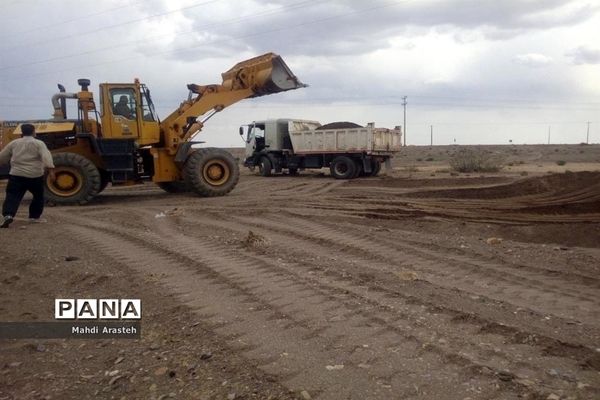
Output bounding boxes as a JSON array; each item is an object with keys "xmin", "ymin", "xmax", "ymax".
[
  {"xmin": 339, "ymin": 220, "xmax": 600, "ymax": 287},
  {"xmin": 149, "ymin": 209, "xmax": 600, "ymax": 390},
  {"xmin": 229, "ymin": 212, "xmax": 600, "ymax": 327},
  {"xmin": 61, "ymin": 215, "xmax": 540, "ymax": 400}
]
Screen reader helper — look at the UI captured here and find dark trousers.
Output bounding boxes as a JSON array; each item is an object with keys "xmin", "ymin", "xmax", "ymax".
[{"xmin": 2, "ymin": 175, "xmax": 45, "ymax": 219}]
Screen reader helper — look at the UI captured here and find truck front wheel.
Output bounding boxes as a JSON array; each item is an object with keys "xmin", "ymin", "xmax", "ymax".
[
  {"xmin": 258, "ymin": 156, "xmax": 272, "ymax": 177},
  {"xmin": 330, "ymin": 156, "xmax": 356, "ymax": 179},
  {"xmin": 183, "ymin": 148, "xmax": 240, "ymax": 197}
]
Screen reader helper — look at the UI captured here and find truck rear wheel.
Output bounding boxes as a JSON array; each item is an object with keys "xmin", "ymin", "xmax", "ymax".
[
  {"xmin": 330, "ymin": 156, "xmax": 356, "ymax": 179},
  {"xmin": 362, "ymin": 160, "xmax": 382, "ymax": 177},
  {"xmin": 157, "ymin": 181, "xmax": 189, "ymax": 193},
  {"xmin": 45, "ymin": 152, "xmax": 101, "ymax": 205},
  {"xmin": 371, "ymin": 160, "xmax": 382, "ymax": 176},
  {"xmin": 183, "ymin": 148, "xmax": 239, "ymax": 197},
  {"xmin": 258, "ymin": 156, "xmax": 272, "ymax": 177}
]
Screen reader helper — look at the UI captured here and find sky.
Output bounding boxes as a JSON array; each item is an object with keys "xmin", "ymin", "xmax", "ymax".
[{"xmin": 0, "ymin": 0, "xmax": 599, "ymax": 146}]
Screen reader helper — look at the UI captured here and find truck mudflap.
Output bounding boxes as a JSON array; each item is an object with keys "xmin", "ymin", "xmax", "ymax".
[{"xmin": 221, "ymin": 53, "xmax": 307, "ymax": 97}]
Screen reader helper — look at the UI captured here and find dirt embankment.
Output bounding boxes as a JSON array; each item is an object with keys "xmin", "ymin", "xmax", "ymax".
[{"xmin": 1, "ymin": 168, "xmax": 600, "ymax": 400}]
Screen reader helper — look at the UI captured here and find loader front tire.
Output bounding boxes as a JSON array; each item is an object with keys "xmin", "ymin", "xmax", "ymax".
[
  {"xmin": 183, "ymin": 148, "xmax": 239, "ymax": 197},
  {"xmin": 45, "ymin": 152, "xmax": 101, "ymax": 205},
  {"xmin": 157, "ymin": 181, "xmax": 189, "ymax": 193},
  {"xmin": 330, "ymin": 156, "xmax": 356, "ymax": 179}
]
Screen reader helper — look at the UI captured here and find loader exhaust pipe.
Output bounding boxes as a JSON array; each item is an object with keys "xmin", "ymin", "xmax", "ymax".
[{"xmin": 52, "ymin": 89, "xmax": 77, "ymax": 120}]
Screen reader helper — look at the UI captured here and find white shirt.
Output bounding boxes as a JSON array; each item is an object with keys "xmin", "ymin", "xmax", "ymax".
[{"xmin": 0, "ymin": 136, "xmax": 55, "ymax": 178}]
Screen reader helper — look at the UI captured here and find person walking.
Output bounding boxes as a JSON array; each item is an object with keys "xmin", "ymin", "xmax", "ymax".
[{"xmin": 0, "ymin": 123, "xmax": 55, "ymax": 228}]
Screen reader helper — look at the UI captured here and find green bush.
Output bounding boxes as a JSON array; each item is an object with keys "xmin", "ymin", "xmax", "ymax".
[
  {"xmin": 449, "ymin": 148, "xmax": 503, "ymax": 173},
  {"xmin": 556, "ymin": 160, "xmax": 566, "ymax": 166}
]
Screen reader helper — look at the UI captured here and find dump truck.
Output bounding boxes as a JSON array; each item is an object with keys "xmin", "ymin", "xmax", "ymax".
[
  {"xmin": 0, "ymin": 53, "xmax": 305, "ymax": 204},
  {"xmin": 241, "ymin": 119, "xmax": 402, "ymax": 178}
]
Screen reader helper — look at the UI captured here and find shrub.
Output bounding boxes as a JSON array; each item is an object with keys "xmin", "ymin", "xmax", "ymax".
[
  {"xmin": 449, "ymin": 148, "xmax": 503, "ymax": 173},
  {"xmin": 425, "ymin": 157, "xmax": 435, "ymax": 161},
  {"xmin": 556, "ymin": 160, "xmax": 566, "ymax": 166}
]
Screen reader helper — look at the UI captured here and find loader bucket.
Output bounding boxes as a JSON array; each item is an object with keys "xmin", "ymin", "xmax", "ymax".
[{"xmin": 221, "ymin": 52, "xmax": 306, "ymax": 97}]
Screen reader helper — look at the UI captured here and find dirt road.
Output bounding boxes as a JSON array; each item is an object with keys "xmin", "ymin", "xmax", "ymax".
[{"xmin": 1, "ymin": 170, "xmax": 600, "ymax": 399}]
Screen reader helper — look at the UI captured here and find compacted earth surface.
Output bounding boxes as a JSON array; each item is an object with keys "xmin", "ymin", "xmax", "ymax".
[{"xmin": 1, "ymin": 154, "xmax": 600, "ymax": 399}]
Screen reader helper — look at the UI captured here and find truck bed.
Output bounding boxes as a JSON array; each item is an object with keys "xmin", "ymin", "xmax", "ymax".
[{"xmin": 289, "ymin": 122, "xmax": 402, "ymax": 155}]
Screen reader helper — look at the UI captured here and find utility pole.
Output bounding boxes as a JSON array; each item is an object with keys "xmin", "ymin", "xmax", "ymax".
[
  {"xmin": 430, "ymin": 125, "xmax": 433, "ymax": 146},
  {"xmin": 402, "ymin": 96, "xmax": 407, "ymax": 146},
  {"xmin": 587, "ymin": 121, "xmax": 591, "ymax": 144},
  {"xmin": 548, "ymin": 126, "xmax": 551, "ymax": 145}
]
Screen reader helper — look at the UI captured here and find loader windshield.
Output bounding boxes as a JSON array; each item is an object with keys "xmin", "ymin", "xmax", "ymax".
[{"xmin": 141, "ymin": 84, "xmax": 158, "ymax": 122}]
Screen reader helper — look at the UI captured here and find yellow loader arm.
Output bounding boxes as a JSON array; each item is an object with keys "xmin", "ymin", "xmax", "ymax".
[{"xmin": 160, "ymin": 53, "xmax": 305, "ymax": 153}]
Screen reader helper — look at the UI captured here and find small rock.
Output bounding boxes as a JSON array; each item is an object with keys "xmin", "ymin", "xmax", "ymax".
[
  {"xmin": 547, "ymin": 369, "xmax": 559, "ymax": 377},
  {"xmin": 325, "ymin": 364, "xmax": 344, "ymax": 371},
  {"xmin": 149, "ymin": 383, "xmax": 157, "ymax": 392},
  {"xmin": 395, "ymin": 270, "xmax": 418, "ymax": 281},
  {"xmin": 154, "ymin": 367, "xmax": 168, "ymax": 376},
  {"xmin": 114, "ymin": 356, "xmax": 124, "ymax": 365},
  {"xmin": 546, "ymin": 394, "xmax": 560, "ymax": 400},
  {"xmin": 577, "ymin": 382, "xmax": 590, "ymax": 389},
  {"xmin": 107, "ymin": 369, "xmax": 119, "ymax": 377},
  {"xmin": 300, "ymin": 390, "xmax": 312, "ymax": 399},
  {"xmin": 36, "ymin": 344, "xmax": 46, "ymax": 352},
  {"xmin": 8, "ymin": 361, "xmax": 22, "ymax": 368},
  {"xmin": 200, "ymin": 351, "xmax": 213, "ymax": 360},
  {"xmin": 515, "ymin": 378, "xmax": 535, "ymax": 387},
  {"xmin": 65, "ymin": 256, "xmax": 80, "ymax": 262},
  {"xmin": 109, "ymin": 375, "xmax": 125, "ymax": 385},
  {"xmin": 227, "ymin": 393, "xmax": 236, "ymax": 400},
  {"xmin": 497, "ymin": 371, "xmax": 513, "ymax": 381},
  {"xmin": 486, "ymin": 237, "xmax": 503, "ymax": 245}
]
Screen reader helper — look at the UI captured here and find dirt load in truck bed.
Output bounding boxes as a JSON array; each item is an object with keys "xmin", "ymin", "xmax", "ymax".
[{"xmin": 1, "ymin": 162, "xmax": 600, "ymax": 399}]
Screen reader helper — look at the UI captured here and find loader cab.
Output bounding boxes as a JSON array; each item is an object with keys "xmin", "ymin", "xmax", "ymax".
[{"xmin": 99, "ymin": 81, "xmax": 160, "ymax": 145}]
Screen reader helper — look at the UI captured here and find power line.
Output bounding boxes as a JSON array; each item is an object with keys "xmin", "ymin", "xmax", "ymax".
[
  {"xmin": 0, "ymin": 0, "xmax": 413, "ymax": 81},
  {"xmin": 2, "ymin": 1, "xmax": 146, "ymax": 38},
  {"xmin": 0, "ymin": 0, "xmax": 221, "ymax": 51},
  {"xmin": 0, "ymin": 0, "xmax": 318, "ymax": 72}
]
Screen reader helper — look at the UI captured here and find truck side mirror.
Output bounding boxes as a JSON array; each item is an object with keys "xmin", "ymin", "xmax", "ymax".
[{"xmin": 239, "ymin": 127, "xmax": 244, "ymax": 136}]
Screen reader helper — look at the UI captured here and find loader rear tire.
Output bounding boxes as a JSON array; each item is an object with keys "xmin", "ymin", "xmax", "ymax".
[
  {"xmin": 258, "ymin": 156, "xmax": 272, "ymax": 177},
  {"xmin": 183, "ymin": 148, "xmax": 239, "ymax": 197},
  {"xmin": 330, "ymin": 156, "xmax": 356, "ymax": 179},
  {"xmin": 98, "ymin": 171, "xmax": 111, "ymax": 193},
  {"xmin": 45, "ymin": 152, "xmax": 101, "ymax": 205},
  {"xmin": 157, "ymin": 181, "xmax": 189, "ymax": 193}
]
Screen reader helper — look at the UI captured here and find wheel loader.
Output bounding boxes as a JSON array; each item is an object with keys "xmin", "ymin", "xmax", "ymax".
[{"xmin": 0, "ymin": 53, "xmax": 305, "ymax": 204}]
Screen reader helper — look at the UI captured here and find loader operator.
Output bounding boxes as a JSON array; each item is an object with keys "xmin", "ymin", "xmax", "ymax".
[
  {"xmin": 0, "ymin": 124, "xmax": 56, "ymax": 228},
  {"xmin": 113, "ymin": 95, "xmax": 133, "ymax": 119}
]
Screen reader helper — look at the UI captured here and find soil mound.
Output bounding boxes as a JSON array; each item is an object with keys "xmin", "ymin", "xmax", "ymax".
[
  {"xmin": 316, "ymin": 121, "xmax": 362, "ymax": 130},
  {"xmin": 405, "ymin": 171, "xmax": 600, "ymax": 200}
]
